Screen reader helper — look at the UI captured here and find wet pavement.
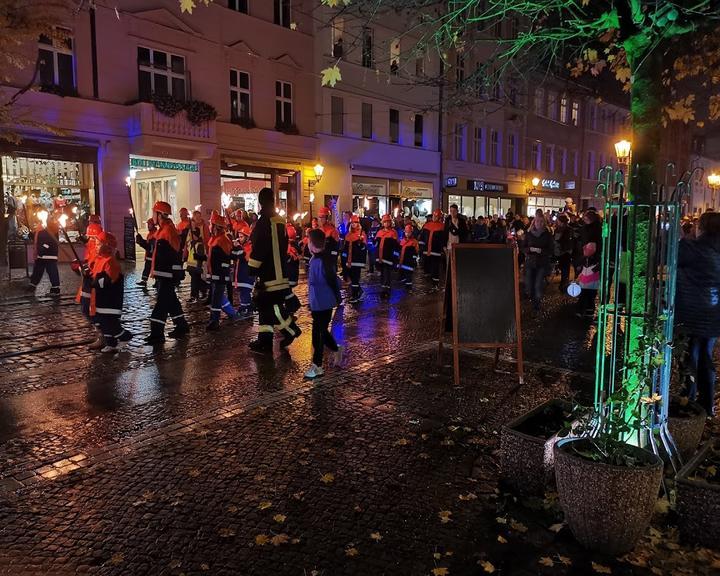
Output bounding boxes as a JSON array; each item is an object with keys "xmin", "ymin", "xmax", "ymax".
[{"xmin": 0, "ymin": 261, "xmax": 716, "ymax": 575}]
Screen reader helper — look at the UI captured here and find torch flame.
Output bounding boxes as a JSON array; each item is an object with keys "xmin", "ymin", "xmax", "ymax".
[
  {"xmin": 279, "ymin": 209, "xmax": 286, "ymax": 217},
  {"xmin": 58, "ymin": 214, "xmax": 69, "ymax": 228},
  {"xmin": 393, "ymin": 207, "xmax": 399, "ymax": 218},
  {"xmin": 293, "ymin": 213, "xmax": 301, "ymax": 222},
  {"xmin": 71, "ymin": 206, "xmax": 78, "ymax": 214},
  {"xmin": 37, "ymin": 210, "xmax": 49, "ymax": 227}
]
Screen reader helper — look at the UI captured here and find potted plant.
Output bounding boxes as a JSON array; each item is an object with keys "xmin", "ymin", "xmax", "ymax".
[
  {"xmin": 554, "ymin": 324, "xmax": 664, "ymax": 555},
  {"xmin": 500, "ymin": 399, "xmax": 573, "ymax": 494},
  {"xmin": 676, "ymin": 441, "xmax": 720, "ymax": 548},
  {"xmin": 667, "ymin": 396, "xmax": 706, "ymax": 461},
  {"xmin": 185, "ymin": 99, "xmax": 218, "ymax": 125}
]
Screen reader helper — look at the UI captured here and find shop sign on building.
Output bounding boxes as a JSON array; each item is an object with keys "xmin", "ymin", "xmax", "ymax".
[
  {"xmin": 352, "ymin": 182, "xmax": 386, "ymax": 197},
  {"xmin": 540, "ymin": 178, "xmax": 561, "ymax": 190},
  {"xmin": 565, "ymin": 181, "xmax": 576, "ymax": 190},
  {"xmin": 130, "ymin": 157, "xmax": 199, "ymax": 172},
  {"xmin": 467, "ymin": 180, "xmax": 507, "ymax": 193},
  {"xmin": 402, "ymin": 183, "xmax": 433, "ymax": 198},
  {"xmin": 446, "ymin": 176, "xmax": 458, "ymax": 188}
]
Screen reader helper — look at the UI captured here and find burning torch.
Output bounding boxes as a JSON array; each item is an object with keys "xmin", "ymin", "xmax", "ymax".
[
  {"xmin": 126, "ymin": 176, "xmax": 139, "ymax": 232},
  {"xmin": 57, "ymin": 213, "xmax": 82, "ymax": 264}
]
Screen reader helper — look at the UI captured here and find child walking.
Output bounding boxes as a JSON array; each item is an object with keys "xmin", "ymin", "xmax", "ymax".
[{"xmin": 305, "ymin": 228, "xmax": 343, "ymax": 379}]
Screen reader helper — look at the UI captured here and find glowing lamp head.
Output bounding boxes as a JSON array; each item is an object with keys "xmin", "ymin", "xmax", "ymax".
[
  {"xmin": 531, "ymin": 177, "xmax": 540, "ymax": 188},
  {"xmin": 614, "ymin": 139, "xmax": 632, "ymax": 163},
  {"xmin": 313, "ymin": 163, "xmax": 324, "ymax": 182},
  {"xmin": 57, "ymin": 214, "xmax": 68, "ymax": 228},
  {"xmin": 37, "ymin": 210, "xmax": 49, "ymax": 227},
  {"xmin": 708, "ymin": 172, "xmax": 720, "ymax": 188}
]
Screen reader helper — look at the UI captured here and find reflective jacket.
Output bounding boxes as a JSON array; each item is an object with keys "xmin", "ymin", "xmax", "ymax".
[
  {"xmin": 91, "ymin": 254, "xmax": 123, "ymax": 316},
  {"xmin": 399, "ymin": 237, "xmax": 420, "ymax": 270},
  {"xmin": 248, "ymin": 208, "xmax": 290, "ymax": 293},
  {"xmin": 151, "ymin": 219, "xmax": 183, "ymax": 281},
  {"xmin": 35, "ymin": 228, "xmax": 59, "ymax": 260},
  {"xmin": 342, "ymin": 230, "xmax": 367, "ymax": 268},
  {"xmin": 376, "ymin": 228, "xmax": 399, "ymax": 265},
  {"xmin": 420, "ymin": 221, "xmax": 445, "ymax": 256},
  {"xmin": 321, "ymin": 223, "xmax": 340, "ymax": 257},
  {"xmin": 233, "ymin": 241, "xmax": 253, "ymax": 290},
  {"xmin": 136, "ymin": 230, "xmax": 156, "ymax": 262},
  {"xmin": 208, "ymin": 233, "xmax": 232, "ymax": 282}
]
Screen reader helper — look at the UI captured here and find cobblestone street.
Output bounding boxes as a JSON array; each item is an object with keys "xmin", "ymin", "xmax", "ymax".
[{"xmin": 0, "ymin": 262, "xmax": 717, "ymax": 575}]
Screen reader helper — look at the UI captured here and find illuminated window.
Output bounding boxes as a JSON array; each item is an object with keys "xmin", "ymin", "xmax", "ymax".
[
  {"xmin": 571, "ymin": 101, "xmax": 579, "ymax": 126},
  {"xmin": 38, "ymin": 29, "xmax": 75, "ymax": 93},
  {"xmin": 230, "ymin": 69, "xmax": 251, "ymax": 123},
  {"xmin": 560, "ymin": 95, "xmax": 568, "ymax": 123}
]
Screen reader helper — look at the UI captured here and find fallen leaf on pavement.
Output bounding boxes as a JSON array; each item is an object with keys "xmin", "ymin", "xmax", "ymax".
[
  {"xmin": 273, "ymin": 514, "xmax": 286, "ymax": 524},
  {"xmin": 510, "ymin": 519, "xmax": 528, "ymax": 533},
  {"xmin": 188, "ymin": 468, "xmax": 201, "ymax": 478},
  {"xmin": 292, "ymin": 491, "xmax": 305, "ymax": 501},
  {"xmin": 548, "ymin": 523, "xmax": 564, "ymax": 533},
  {"xmin": 497, "ymin": 535, "xmax": 507, "ymax": 544},
  {"xmin": 438, "ymin": 510, "xmax": 452, "ymax": 524},
  {"xmin": 558, "ymin": 555, "xmax": 572, "ymax": 566},
  {"xmin": 255, "ymin": 534, "xmax": 269, "ymax": 546},
  {"xmin": 592, "ymin": 562, "xmax": 612, "ymax": 574},
  {"xmin": 218, "ymin": 527, "xmax": 235, "ymax": 538},
  {"xmin": 458, "ymin": 492, "xmax": 477, "ymax": 501},
  {"xmin": 478, "ymin": 560, "xmax": 495, "ymax": 573},
  {"xmin": 320, "ymin": 473, "xmax": 335, "ymax": 484},
  {"xmin": 227, "ymin": 505, "xmax": 238, "ymax": 514},
  {"xmin": 370, "ymin": 532, "xmax": 382, "ymax": 541},
  {"xmin": 110, "ymin": 553, "xmax": 124, "ymax": 565},
  {"xmin": 200, "ymin": 563, "xmax": 210, "ymax": 571},
  {"xmin": 431, "ymin": 568, "xmax": 449, "ymax": 576},
  {"xmin": 495, "ymin": 517, "xmax": 507, "ymax": 524},
  {"xmin": 345, "ymin": 546, "xmax": 359, "ymax": 557},
  {"xmin": 395, "ymin": 438, "xmax": 410, "ymax": 446},
  {"xmin": 539, "ymin": 557, "xmax": 554, "ymax": 567},
  {"xmin": 258, "ymin": 501, "xmax": 272, "ymax": 510},
  {"xmin": 271, "ymin": 533, "xmax": 289, "ymax": 546}
]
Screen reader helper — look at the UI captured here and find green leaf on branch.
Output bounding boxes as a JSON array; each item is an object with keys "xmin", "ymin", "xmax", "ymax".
[{"xmin": 321, "ymin": 65, "xmax": 343, "ymax": 87}]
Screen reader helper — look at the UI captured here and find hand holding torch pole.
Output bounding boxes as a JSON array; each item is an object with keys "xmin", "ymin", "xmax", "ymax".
[{"xmin": 126, "ymin": 177, "xmax": 139, "ymax": 232}]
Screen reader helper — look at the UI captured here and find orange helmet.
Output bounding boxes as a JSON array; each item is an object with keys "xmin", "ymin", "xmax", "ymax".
[
  {"xmin": 153, "ymin": 201, "xmax": 172, "ymax": 215},
  {"xmin": 350, "ymin": 214, "xmax": 360, "ymax": 224},
  {"xmin": 233, "ymin": 220, "xmax": 251, "ymax": 237},
  {"xmin": 381, "ymin": 214, "xmax": 392, "ymax": 223},
  {"xmin": 210, "ymin": 211, "xmax": 226, "ymax": 228},
  {"xmin": 286, "ymin": 223, "xmax": 297, "ymax": 240},
  {"xmin": 86, "ymin": 223, "xmax": 103, "ymax": 237},
  {"xmin": 89, "ymin": 214, "xmax": 102, "ymax": 224},
  {"xmin": 318, "ymin": 206, "xmax": 332, "ymax": 218},
  {"xmin": 179, "ymin": 207, "xmax": 189, "ymax": 217},
  {"xmin": 432, "ymin": 208, "xmax": 442, "ymax": 219},
  {"xmin": 97, "ymin": 231, "xmax": 117, "ymax": 249}
]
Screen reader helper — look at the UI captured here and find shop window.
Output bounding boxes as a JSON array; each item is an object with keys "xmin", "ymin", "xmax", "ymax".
[
  {"xmin": 332, "ymin": 17, "xmax": 344, "ymax": 57},
  {"xmin": 230, "ymin": 69, "xmax": 251, "ymax": 123},
  {"xmin": 414, "ymin": 114, "xmax": 424, "ymax": 147},
  {"xmin": 228, "ymin": 0, "xmax": 248, "ymax": 13},
  {"xmin": 491, "ymin": 129, "xmax": 502, "ymax": 166},
  {"xmin": 546, "ymin": 91, "xmax": 558, "ymax": 121},
  {"xmin": 507, "ymin": 133, "xmax": 518, "ymax": 168},
  {"xmin": 390, "ymin": 38, "xmax": 400, "ymax": 75},
  {"xmin": 38, "ymin": 29, "xmax": 75, "ymax": 95},
  {"xmin": 571, "ymin": 101, "xmax": 579, "ymax": 126},
  {"xmin": 138, "ymin": 47, "xmax": 186, "ymax": 102},
  {"xmin": 362, "ymin": 102, "xmax": 373, "ymax": 139},
  {"xmin": 361, "ymin": 27, "xmax": 373, "ymax": 68},
  {"xmin": 454, "ymin": 123, "xmax": 467, "ymax": 161},
  {"xmin": 135, "ymin": 177, "xmax": 178, "ymax": 224},
  {"xmin": 274, "ymin": 0, "xmax": 291, "ymax": 28},
  {"xmin": 389, "ymin": 108, "xmax": 399, "ymax": 143},
  {"xmin": 473, "ymin": 126, "xmax": 486, "ymax": 164},
  {"xmin": 560, "ymin": 95, "xmax": 568, "ymax": 123},
  {"xmin": 331, "ymin": 96, "xmax": 344, "ymax": 135},
  {"xmin": 275, "ymin": 80, "xmax": 293, "ymax": 128},
  {"xmin": 586, "ymin": 150, "xmax": 596, "ymax": 179},
  {"xmin": 534, "ymin": 88, "xmax": 544, "ymax": 115}
]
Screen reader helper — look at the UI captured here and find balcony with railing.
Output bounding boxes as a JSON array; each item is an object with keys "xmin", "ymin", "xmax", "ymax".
[{"xmin": 129, "ymin": 102, "xmax": 217, "ymax": 142}]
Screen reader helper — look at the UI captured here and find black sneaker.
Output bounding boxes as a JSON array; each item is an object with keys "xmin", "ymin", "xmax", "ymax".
[
  {"xmin": 48, "ymin": 287, "xmax": 61, "ymax": 297},
  {"xmin": 206, "ymin": 321, "xmax": 220, "ymax": 331},
  {"xmin": 136, "ymin": 280, "xmax": 147, "ymax": 287},
  {"xmin": 248, "ymin": 339, "xmax": 272, "ymax": 354},
  {"xmin": 168, "ymin": 324, "xmax": 190, "ymax": 339},
  {"xmin": 144, "ymin": 334, "xmax": 165, "ymax": 345}
]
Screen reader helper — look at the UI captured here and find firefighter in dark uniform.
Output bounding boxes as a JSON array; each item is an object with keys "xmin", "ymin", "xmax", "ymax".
[
  {"xmin": 135, "ymin": 218, "xmax": 157, "ymax": 287},
  {"xmin": 285, "ymin": 222, "xmax": 302, "ymax": 315},
  {"xmin": 398, "ymin": 223, "xmax": 420, "ymax": 290},
  {"xmin": 206, "ymin": 211, "xmax": 238, "ymax": 330},
  {"xmin": 420, "ymin": 208, "xmax": 445, "ymax": 289},
  {"xmin": 342, "ymin": 215, "xmax": 367, "ymax": 302},
  {"xmin": 247, "ymin": 188, "xmax": 301, "ymax": 353},
  {"xmin": 145, "ymin": 201, "xmax": 189, "ymax": 344},
  {"xmin": 28, "ymin": 215, "xmax": 61, "ymax": 296},
  {"xmin": 375, "ymin": 214, "xmax": 399, "ymax": 297},
  {"xmin": 318, "ymin": 206, "xmax": 340, "ymax": 260}
]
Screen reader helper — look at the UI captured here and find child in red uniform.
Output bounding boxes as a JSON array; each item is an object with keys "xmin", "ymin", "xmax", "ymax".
[
  {"xmin": 399, "ymin": 224, "xmax": 420, "ymax": 290},
  {"xmin": 375, "ymin": 214, "xmax": 399, "ymax": 297}
]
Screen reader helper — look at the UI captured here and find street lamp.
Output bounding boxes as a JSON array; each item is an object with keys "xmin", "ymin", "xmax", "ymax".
[
  {"xmin": 526, "ymin": 176, "xmax": 540, "ymax": 195},
  {"xmin": 708, "ymin": 172, "xmax": 720, "ymax": 210},
  {"xmin": 614, "ymin": 139, "xmax": 632, "ymax": 165},
  {"xmin": 313, "ymin": 163, "xmax": 324, "ymax": 184}
]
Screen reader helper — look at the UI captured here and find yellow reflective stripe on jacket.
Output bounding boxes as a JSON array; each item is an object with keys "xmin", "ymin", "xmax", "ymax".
[{"xmin": 248, "ymin": 258, "xmax": 262, "ymax": 268}]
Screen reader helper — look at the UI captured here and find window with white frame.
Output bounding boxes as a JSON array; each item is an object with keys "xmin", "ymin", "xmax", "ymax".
[
  {"xmin": 544, "ymin": 144, "xmax": 554, "ymax": 172},
  {"xmin": 361, "ymin": 27, "xmax": 373, "ymax": 68},
  {"xmin": 473, "ymin": 126, "xmax": 486, "ymax": 163},
  {"xmin": 560, "ymin": 95, "xmax": 568, "ymax": 123},
  {"xmin": 332, "ymin": 17, "xmax": 344, "ymax": 57},
  {"xmin": 587, "ymin": 150, "xmax": 596, "ymax": 179},
  {"xmin": 274, "ymin": 0, "xmax": 291, "ymax": 28},
  {"xmin": 228, "ymin": 0, "xmax": 248, "ymax": 13},
  {"xmin": 38, "ymin": 29, "xmax": 75, "ymax": 93},
  {"xmin": 275, "ymin": 80, "xmax": 293, "ymax": 127},
  {"xmin": 230, "ymin": 69, "xmax": 251, "ymax": 123},
  {"xmin": 571, "ymin": 101, "xmax": 579, "ymax": 126},
  {"xmin": 491, "ymin": 129, "xmax": 502, "ymax": 166},
  {"xmin": 532, "ymin": 141, "xmax": 542, "ymax": 171},
  {"xmin": 138, "ymin": 47, "xmax": 186, "ymax": 102},
  {"xmin": 534, "ymin": 88, "xmax": 544, "ymax": 115},
  {"xmin": 454, "ymin": 123, "xmax": 467, "ymax": 161},
  {"xmin": 390, "ymin": 38, "xmax": 400, "ymax": 75},
  {"xmin": 507, "ymin": 133, "xmax": 518, "ymax": 168},
  {"xmin": 547, "ymin": 91, "xmax": 558, "ymax": 120}
]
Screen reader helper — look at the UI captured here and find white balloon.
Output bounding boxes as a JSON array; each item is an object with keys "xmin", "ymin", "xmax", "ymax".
[{"xmin": 567, "ymin": 282, "xmax": 582, "ymax": 298}]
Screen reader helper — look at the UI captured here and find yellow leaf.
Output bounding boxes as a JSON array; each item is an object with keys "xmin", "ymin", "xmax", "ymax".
[
  {"xmin": 370, "ymin": 532, "xmax": 382, "ymax": 541},
  {"xmin": 255, "ymin": 534, "xmax": 269, "ymax": 546},
  {"xmin": 433, "ymin": 553, "xmax": 442, "ymax": 560},
  {"xmin": 188, "ymin": 468, "xmax": 201, "ymax": 477},
  {"xmin": 259, "ymin": 501, "xmax": 272, "ymax": 510},
  {"xmin": 179, "ymin": 0, "xmax": 196, "ymax": 14},
  {"xmin": 707, "ymin": 465, "xmax": 717, "ymax": 476},
  {"xmin": 395, "ymin": 438, "xmax": 410, "ymax": 446},
  {"xmin": 321, "ymin": 473, "xmax": 335, "ymax": 484},
  {"xmin": 218, "ymin": 527, "xmax": 235, "ymax": 538},
  {"xmin": 200, "ymin": 563, "xmax": 210, "ymax": 571},
  {"xmin": 227, "ymin": 505, "xmax": 238, "ymax": 514},
  {"xmin": 273, "ymin": 514, "xmax": 287, "ymax": 524},
  {"xmin": 592, "ymin": 562, "xmax": 612, "ymax": 574},
  {"xmin": 345, "ymin": 546, "xmax": 359, "ymax": 557},
  {"xmin": 539, "ymin": 557, "xmax": 554, "ymax": 567},
  {"xmin": 497, "ymin": 535, "xmax": 507, "ymax": 544},
  {"xmin": 458, "ymin": 492, "xmax": 478, "ymax": 501},
  {"xmin": 271, "ymin": 533, "xmax": 289, "ymax": 546},
  {"xmin": 478, "ymin": 560, "xmax": 495, "ymax": 573},
  {"xmin": 110, "ymin": 553, "xmax": 124, "ymax": 566},
  {"xmin": 495, "ymin": 517, "xmax": 507, "ymax": 524},
  {"xmin": 558, "ymin": 555, "xmax": 572, "ymax": 566},
  {"xmin": 432, "ymin": 569, "xmax": 449, "ymax": 576},
  {"xmin": 320, "ymin": 65, "xmax": 343, "ymax": 88},
  {"xmin": 615, "ymin": 66, "xmax": 631, "ymax": 84},
  {"xmin": 510, "ymin": 519, "xmax": 528, "ymax": 533},
  {"xmin": 438, "ymin": 510, "xmax": 452, "ymax": 524},
  {"xmin": 548, "ymin": 523, "xmax": 564, "ymax": 533},
  {"xmin": 293, "ymin": 491, "xmax": 305, "ymax": 500}
]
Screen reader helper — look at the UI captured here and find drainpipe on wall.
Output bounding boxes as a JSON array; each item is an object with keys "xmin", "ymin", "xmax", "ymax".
[
  {"xmin": 437, "ymin": 59, "xmax": 445, "ymax": 211},
  {"xmin": 90, "ymin": 5, "xmax": 99, "ymax": 99}
]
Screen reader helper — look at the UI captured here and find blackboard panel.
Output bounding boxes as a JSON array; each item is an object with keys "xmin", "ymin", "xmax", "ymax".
[
  {"xmin": 453, "ymin": 245, "xmax": 516, "ymax": 344},
  {"xmin": 124, "ymin": 216, "xmax": 136, "ymax": 261}
]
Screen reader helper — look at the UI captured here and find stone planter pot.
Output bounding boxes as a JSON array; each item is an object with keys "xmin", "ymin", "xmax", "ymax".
[
  {"xmin": 500, "ymin": 399, "xmax": 572, "ymax": 495},
  {"xmin": 554, "ymin": 439, "xmax": 663, "ymax": 555},
  {"xmin": 676, "ymin": 441, "xmax": 720, "ymax": 549},
  {"xmin": 667, "ymin": 398, "xmax": 706, "ymax": 462}
]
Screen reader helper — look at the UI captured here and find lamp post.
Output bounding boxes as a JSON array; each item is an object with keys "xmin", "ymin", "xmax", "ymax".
[
  {"xmin": 308, "ymin": 163, "xmax": 324, "ymax": 221},
  {"xmin": 707, "ymin": 172, "xmax": 720, "ymax": 211},
  {"xmin": 614, "ymin": 139, "xmax": 632, "ymax": 195}
]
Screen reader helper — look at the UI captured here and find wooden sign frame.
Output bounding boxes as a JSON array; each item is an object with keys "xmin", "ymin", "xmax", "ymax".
[{"xmin": 438, "ymin": 243, "xmax": 524, "ymax": 386}]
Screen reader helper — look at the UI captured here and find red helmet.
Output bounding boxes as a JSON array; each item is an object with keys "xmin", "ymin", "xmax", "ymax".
[
  {"xmin": 179, "ymin": 207, "xmax": 189, "ymax": 217},
  {"xmin": 233, "ymin": 220, "xmax": 251, "ymax": 237},
  {"xmin": 97, "ymin": 231, "xmax": 117, "ymax": 249},
  {"xmin": 153, "ymin": 201, "xmax": 172, "ymax": 215},
  {"xmin": 286, "ymin": 223, "xmax": 297, "ymax": 240},
  {"xmin": 350, "ymin": 214, "xmax": 360, "ymax": 224},
  {"xmin": 432, "ymin": 208, "xmax": 442, "ymax": 219},
  {"xmin": 318, "ymin": 206, "xmax": 332, "ymax": 218},
  {"xmin": 381, "ymin": 214, "xmax": 392, "ymax": 223},
  {"xmin": 86, "ymin": 223, "xmax": 103, "ymax": 237},
  {"xmin": 210, "ymin": 211, "xmax": 226, "ymax": 228},
  {"xmin": 89, "ymin": 214, "xmax": 102, "ymax": 224}
]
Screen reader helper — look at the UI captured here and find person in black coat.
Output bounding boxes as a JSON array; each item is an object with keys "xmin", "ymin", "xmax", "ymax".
[
  {"xmin": 675, "ymin": 212, "xmax": 720, "ymax": 417},
  {"xmin": 444, "ymin": 204, "xmax": 469, "ymax": 246},
  {"xmin": 523, "ymin": 214, "xmax": 554, "ymax": 311},
  {"xmin": 29, "ymin": 218, "xmax": 61, "ymax": 296}
]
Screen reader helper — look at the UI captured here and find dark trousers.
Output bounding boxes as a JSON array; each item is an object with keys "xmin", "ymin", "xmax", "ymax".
[
  {"xmin": 256, "ymin": 291, "xmax": 300, "ymax": 345},
  {"xmin": 399, "ymin": 267, "xmax": 414, "ymax": 288},
  {"xmin": 210, "ymin": 280, "xmax": 236, "ymax": 323},
  {"xmin": 558, "ymin": 253, "xmax": 572, "ymax": 288},
  {"xmin": 525, "ymin": 264, "xmax": 546, "ymax": 310},
  {"xmin": 311, "ymin": 309, "xmax": 338, "ymax": 366},
  {"xmin": 238, "ymin": 287, "xmax": 252, "ymax": 309},
  {"xmin": 141, "ymin": 259, "xmax": 152, "ymax": 281},
  {"xmin": 578, "ymin": 288, "xmax": 597, "ymax": 317},
  {"xmin": 683, "ymin": 336, "xmax": 718, "ymax": 416},
  {"xmin": 97, "ymin": 314, "xmax": 129, "ymax": 347},
  {"xmin": 30, "ymin": 259, "xmax": 59, "ymax": 288},
  {"xmin": 149, "ymin": 279, "xmax": 187, "ymax": 335},
  {"xmin": 368, "ymin": 249, "xmax": 377, "ymax": 273},
  {"xmin": 428, "ymin": 255, "xmax": 441, "ymax": 284},
  {"xmin": 348, "ymin": 266, "xmax": 362, "ymax": 299},
  {"xmin": 380, "ymin": 262, "xmax": 393, "ymax": 289},
  {"xmin": 188, "ymin": 267, "xmax": 206, "ymax": 298}
]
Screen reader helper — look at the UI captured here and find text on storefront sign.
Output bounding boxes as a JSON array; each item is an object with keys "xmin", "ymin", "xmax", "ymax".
[
  {"xmin": 130, "ymin": 157, "xmax": 199, "ymax": 172},
  {"xmin": 467, "ymin": 180, "xmax": 507, "ymax": 193}
]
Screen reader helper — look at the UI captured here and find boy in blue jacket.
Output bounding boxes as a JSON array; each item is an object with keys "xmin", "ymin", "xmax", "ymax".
[{"xmin": 305, "ymin": 228, "xmax": 343, "ymax": 379}]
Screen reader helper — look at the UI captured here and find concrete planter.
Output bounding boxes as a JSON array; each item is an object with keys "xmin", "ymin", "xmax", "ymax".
[
  {"xmin": 554, "ymin": 439, "xmax": 663, "ymax": 555},
  {"xmin": 667, "ymin": 398, "xmax": 706, "ymax": 462},
  {"xmin": 500, "ymin": 399, "xmax": 572, "ymax": 495},
  {"xmin": 676, "ymin": 441, "xmax": 720, "ymax": 549}
]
